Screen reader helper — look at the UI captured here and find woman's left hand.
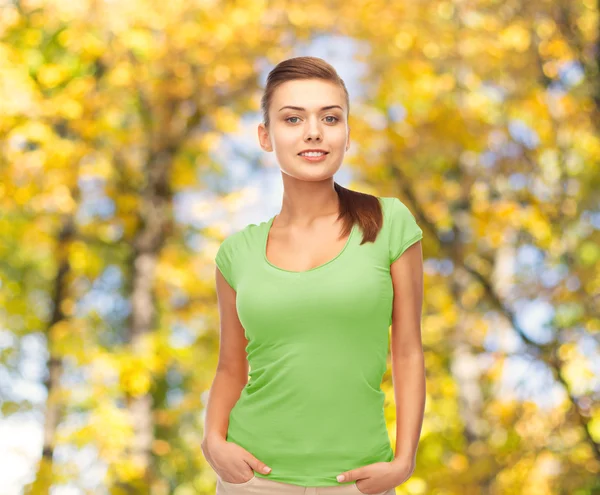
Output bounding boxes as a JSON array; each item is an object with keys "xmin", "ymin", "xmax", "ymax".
[{"xmin": 336, "ymin": 458, "xmax": 415, "ymax": 494}]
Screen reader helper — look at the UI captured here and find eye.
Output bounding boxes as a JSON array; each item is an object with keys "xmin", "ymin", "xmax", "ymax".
[{"xmin": 285, "ymin": 116, "xmax": 340, "ymax": 124}]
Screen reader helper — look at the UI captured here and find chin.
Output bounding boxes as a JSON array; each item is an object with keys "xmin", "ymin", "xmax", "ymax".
[{"xmin": 293, "ymin": 168, "xmax": 338, "ymax": 181}]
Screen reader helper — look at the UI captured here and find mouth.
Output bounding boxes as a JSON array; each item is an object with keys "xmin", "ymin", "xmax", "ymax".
[{"xmin": 298, "ymin": 151, "xmax": 329, "ymax": 162}]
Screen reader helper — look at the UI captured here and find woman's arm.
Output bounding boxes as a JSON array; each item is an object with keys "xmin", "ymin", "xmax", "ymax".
[
  {"xmin": 201, "ymin": 267, "xmax": 250, "ymax": 448},
  {"xmin": 389, "ymin": 240, "xmax": 425, "ymax": 472}
]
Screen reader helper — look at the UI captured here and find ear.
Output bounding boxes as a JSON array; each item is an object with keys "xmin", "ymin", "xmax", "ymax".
[
  {"xmin": 346, "ymin": 127, "xmax": 351, "ymax": 151},
  {"xmin": 258, "ymin": 123, "xmax": 272, "ymax": 152}
]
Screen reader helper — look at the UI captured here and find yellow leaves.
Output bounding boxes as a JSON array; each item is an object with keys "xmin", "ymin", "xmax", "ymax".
[
  {"xmin": 539, "ymin": 147, "xmax": 560, "ymax": 184},
  {"xmin": 69, "ymin": 240, "xmax": 104, "ymax": 278},
  {"xmin": 213, "ymin": 24, "xmax": 234, "ymax": 45},
  {"xmin": 437, "ymin": 72, "xmax": 456, "ymax": 93},
  {"xmin": 286, "ymin": 7, "xmax": 310, "ymax": 28},
  {"xmin": 436, "ymin": 2, "xmax": 454, "ymax": 20},
  {"xmin": 172, "ymin": 21, "xmax": 204, "ymax": 47},
  {"xmin": 212, "ymin": 64, "xmax": 232, "ymax": 85},
  {"xmin": 152, "ymin": 439, "xmax": 171, "ymax": 456},
  {"xmin": 471, "ymin": 181, "xmax": 490, "ymax": 211},
  {"xmin": 212, "ymin": 106, "xmax": 239, "ymax": 133},
  {"xmin": 577, "ymin": 7, "xmax": 598, "ymax": 42},
  {"xmin": 117, "ymin": 334, "xmax": 166, "ymax": 397},
  {"xmin": 81, "ymin": 154, "xmax": 114, "ymax": 180},
  {"xmin": 90, "ymin": 352, "xmax": 120, "ymax": 384},
  {"xmin": 80, "ymin": 32, "xmax": 106, "ymax": 58},
  {"xmin": 535, "ymin": 18, "xmax": 556, "ymax": 40},
  {"xmin": 37, "ymin": 63, "xmax": 70, "ymax": 89},
  {"xmin": 458, "ymin": 37, "xmax": 482, "ymax": 58},
  {"xmin": 464, "ymin": 91, "xmax": 492, "ymax": 117},
  {"xmin": 0, "ymin": 54, "xmax": 39, "ymax": 115},
  {"xmin": 114, "ymin": 458, "xmax": 148, "ymax": 484},
  {"xmin": 496, "ymin": 202, "xmax": 519, "ymax": 221},
  {"xmin": 49, "ymin": 320, "xmax": 71, "ymax": 341},
  {"xmin": 195, "ymin": 47, "xmax": 216, "ymax": 66},
  {"xmin": 23, "ymin": 28, "xmax": 43, "ymax": 47},
  {"xmin": 59, "ymin": 298, "xmax": 76, "ymax": 317},
  {"xmin": 570, "ymin": 443, "xmax": 594, "ymax": 463},
  {"xmin": 154, "ymin": 409, "xmax": 175, "ymax": 428},
  {"xmin": 121, "ymin": 362, "xmax": 152, "ymax": 396},
  {"xmin": 0, "ymin": 4, "xmax": 20, "ymax": 33},
  {"xmin": 156, "ymin": 254, "xmax": 194, "ymax": 291},
  {"xmin": 121, "ymin": 28, "xmax": 155, "ymax": 58},
  {"xmin": 197, "ymin": 131, "xmax": 221, "ymax": 153},
  {"xmin": 586, "ymin": 318, "xmax": 600, "ymax": 333},
  {"xmin": 562, "ymin": 357, "xmax": 596, "ymax": 395},
  {"xmin": 500, "ymin": 23, "xmax": 531, "ymax": 52},
  {"xmin": 44, "ymin": 184, "xmax": 77, "ymax": 214},
  {"xmin": 403, "ymin": 477, "xmax": 428, "ymax": 494},
  {"xmin": 447, "ymin": 453, "xmax": 469, "ymax": 472},
  {"xmin": 13, "ymin": 182, "xmax": 37, "ymax": 207},
  {"xmin": 171, "ymin": 159, "xmax": 198, "ymax": 189},
  {"xmin": 460, "ymin": 281, "xmax": 485, "ymax": 309},
  {"xmin": 86, "ymin": 402, "xmax": 134, "ymax": 456},
  {"xmin": 54, "ymin": 95, "xmax": 84, "ymax": 120},
  {"xmin": 394, "ymin": 32, "xmax": 414, "ymax": 52},
  {"xmin": 114, "ymin": 193, "xmax": 139, "ymax": 218},
  {"xmin": 49, "ymin": 319, "xmax": 85, "ymax": 357},
  {"xmin": 557, "ymin": 342, "xmax": 576, "ymax": 361},
  {"xmin": 578, "ymin": 241, "xmax": 600, "ymax": 266},
  {"xmin": 96, "ymin": 224, "xmax": 121, "ymax": 243},
  {"xmin": 107, "ymin": 62, "xmax": 134, "ymax": 88},
  {"xmin": 471, "ymin": 198, "xmax": 524, "ymax": 249},
  {"xmin": 422, "ymin": 314, "xmax": 448, "ymax": 346},
  {"xmin": 423, "ymin": 41, "xmax": 442, "ymax": 60},
  {"xmin": 539, "ymin": 38, "xmax": 571, "ymax": 60},
  {"xmin": 520, "ymin": 205, "xmax": 553, "ymax": 249},
  {"xmin": 12, "ymin": 121, "xmax": 54, "ymax": 144},
  {"xmin": 588, "ymin": 415, "xmax": 600, "ymax": 443},
  {"xmin": 486, "ymin": 357, "xmax": 506, "ymax": 383}
]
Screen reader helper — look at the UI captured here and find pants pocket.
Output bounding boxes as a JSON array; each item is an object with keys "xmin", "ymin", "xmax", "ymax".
[
  {"xmin": 218, "ymin": 474, "xmax": 258, "ymax": 488},
  {"xmin": 352, "ymin": 482, "xmax": 389, "ymax": 495}
]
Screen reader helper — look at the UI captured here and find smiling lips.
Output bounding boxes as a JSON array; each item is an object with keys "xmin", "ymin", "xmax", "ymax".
[{"xmin": 298, "ymin": 151, "xmax": 329, "ymax": 162}]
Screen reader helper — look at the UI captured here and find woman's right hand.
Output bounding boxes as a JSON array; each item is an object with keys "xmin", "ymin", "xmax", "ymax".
[{"xmin": 201, "ymin": 436, "xmax": 272, "ymax": 484}]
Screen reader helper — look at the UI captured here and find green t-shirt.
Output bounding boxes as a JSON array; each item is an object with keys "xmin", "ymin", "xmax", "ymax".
[{"xmin": 214, "ymin": 196, "xmax": 423, "ymax": 487}]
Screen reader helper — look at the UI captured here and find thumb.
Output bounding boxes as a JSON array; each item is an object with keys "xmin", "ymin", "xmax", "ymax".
[
  {"xmin": 336, "ymin": 468, "xmax": 360, "ymax": 483},
  {"xmin": 246, "ymin": 454, "xmax": 272, "ymax": 474}
]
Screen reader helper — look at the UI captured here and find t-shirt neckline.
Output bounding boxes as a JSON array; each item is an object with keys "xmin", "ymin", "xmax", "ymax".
[{"xmin": 263, "ymin": 215, "xmax": 356, "ymax": 274}]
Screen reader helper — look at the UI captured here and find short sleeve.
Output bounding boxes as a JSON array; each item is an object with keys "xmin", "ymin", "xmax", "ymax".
[
  {"xmin": 215, "ymin": 235, "xmax": 236, "ymax": 289},
  {"xmin": 388, "ymin": 197, "xmax": 423, "ymax": 263}
]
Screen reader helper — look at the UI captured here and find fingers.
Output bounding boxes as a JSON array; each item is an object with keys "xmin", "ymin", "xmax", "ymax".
[
  {"xmin": 336, "ymin": 469, "xmax": 357, "ymax": 482},
  {"xmin": 246, "ymin": 455, "xmax": 272, "ymax": 474}
]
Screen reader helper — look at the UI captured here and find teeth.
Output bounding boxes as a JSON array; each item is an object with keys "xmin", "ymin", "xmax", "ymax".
[{"xmin": 300, "ymin": 152, "xmax": 325, "ymax": 156}]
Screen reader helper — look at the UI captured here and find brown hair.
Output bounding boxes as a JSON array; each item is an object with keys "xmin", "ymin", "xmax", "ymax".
[{"xmin": 260, "ymin": 56, "xmax": 384, "ymax": 245}]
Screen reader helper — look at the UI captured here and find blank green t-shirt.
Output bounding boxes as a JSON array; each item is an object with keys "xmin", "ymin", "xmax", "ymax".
[{"xmin": 214, "ymin": 196, "xmax": 423, "ymax": 487}]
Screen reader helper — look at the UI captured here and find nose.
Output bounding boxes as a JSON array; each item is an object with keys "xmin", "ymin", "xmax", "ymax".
[{"xmin": 304, "ymin": 117, "xmax": 322, "ymax": 141}]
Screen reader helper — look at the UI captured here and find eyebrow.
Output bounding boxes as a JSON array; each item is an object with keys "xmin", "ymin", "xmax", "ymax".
[{"xmin": 278, "ymin": 105, "xmax": 344, "ymax": 112}]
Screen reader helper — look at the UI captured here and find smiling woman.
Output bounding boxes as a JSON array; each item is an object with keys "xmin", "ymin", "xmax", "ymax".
[
  {"xmin": 258, "ymin": 75, "xmax": 350, "ymax": 186},
  {"xmin": 202, "ymin": 56, "xmax": 425, "ymax": 495}
]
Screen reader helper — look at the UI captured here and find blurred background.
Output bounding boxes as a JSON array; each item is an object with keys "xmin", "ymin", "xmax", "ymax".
[{"xmin": 1, "ymin": 0, "xmax": 599, "ymax": 493}]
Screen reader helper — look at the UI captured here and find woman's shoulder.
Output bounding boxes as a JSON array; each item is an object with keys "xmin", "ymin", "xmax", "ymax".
[
  {"xmin": 376, "ymin": 196, "xmax": 412, "ymax": 220},
  {"xmin": 219, "ymin": 216, "xmax": 270, "ymax": 250}
]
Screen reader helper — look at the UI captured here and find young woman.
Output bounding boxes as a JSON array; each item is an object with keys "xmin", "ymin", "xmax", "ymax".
[{"xmin": 201, "ymin": 56, "xmax": 426, "ymax": 495}]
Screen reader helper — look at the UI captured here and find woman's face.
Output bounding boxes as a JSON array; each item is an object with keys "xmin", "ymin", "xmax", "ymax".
[{"xmin": 258, "ymin": 79, "xmax": 350, "ymax": 182}]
